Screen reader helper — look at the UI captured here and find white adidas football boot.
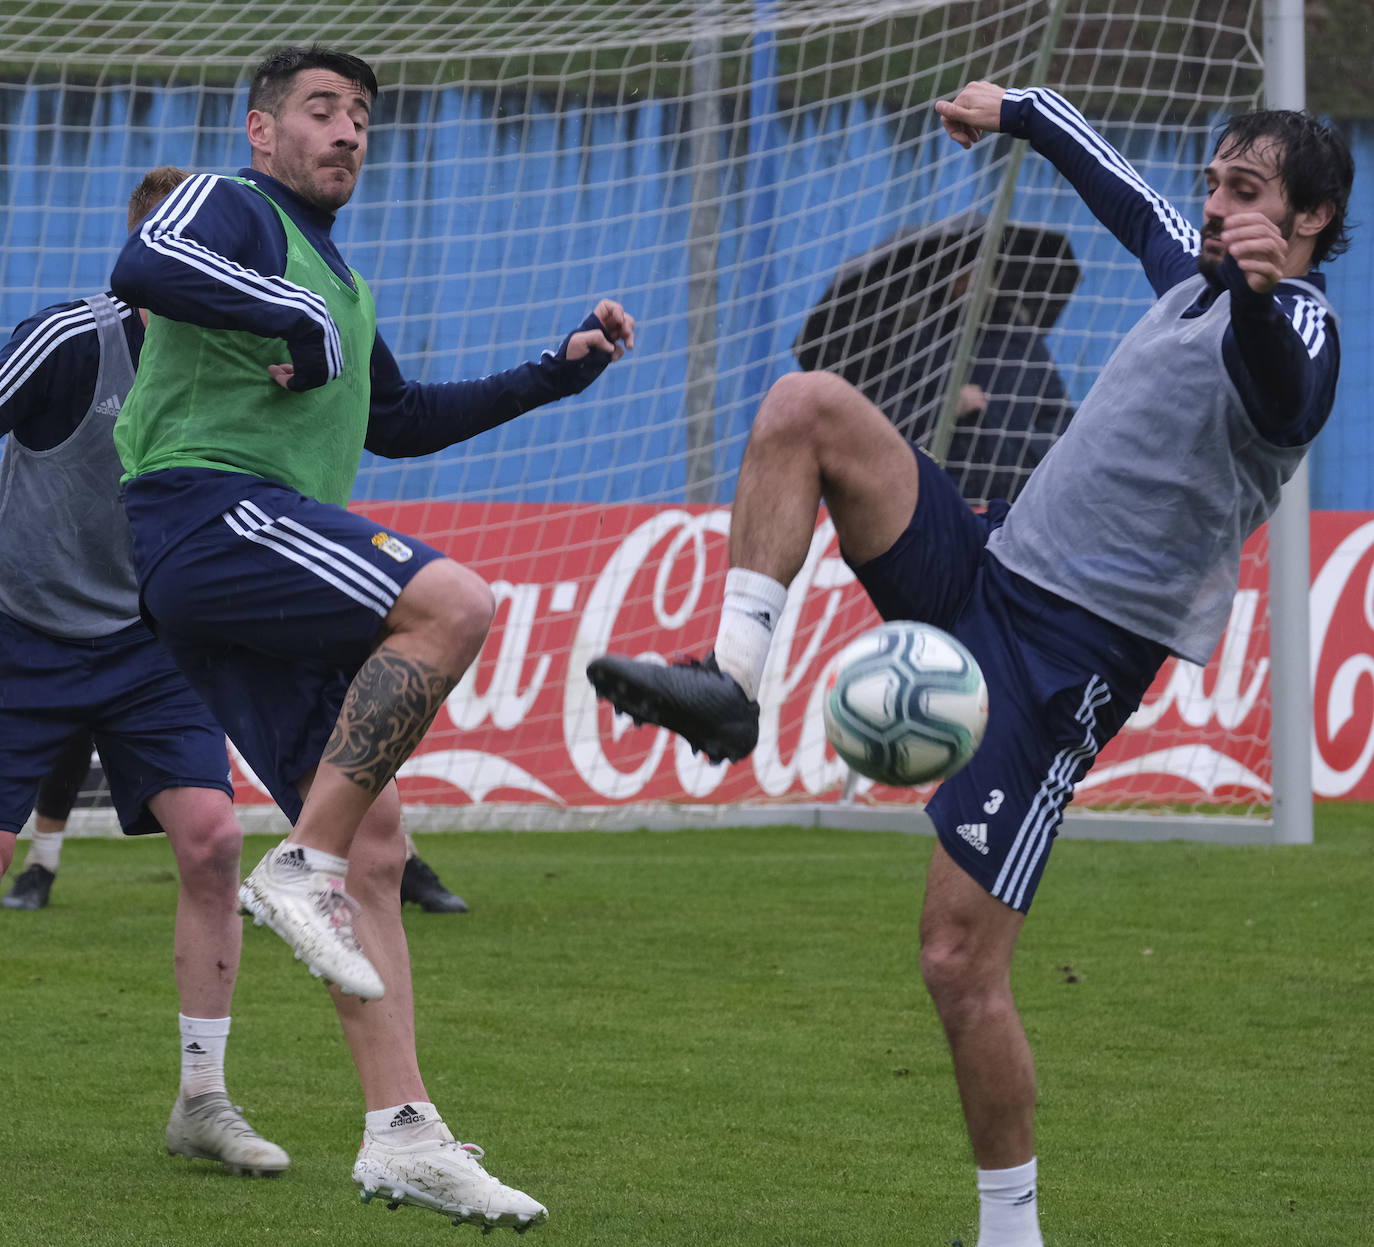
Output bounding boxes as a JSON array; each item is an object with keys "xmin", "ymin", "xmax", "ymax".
[
  {"xmin": 237, "ymin": 840, "xmax": 384, "ymax": 1000},
  {"xmin": 166, "ymin": 1092, "xmax": 290, "ymax": 1177},
  {"xmin": 353, "ymin": 1107, "xmax": 548, "ymax": 1232}
]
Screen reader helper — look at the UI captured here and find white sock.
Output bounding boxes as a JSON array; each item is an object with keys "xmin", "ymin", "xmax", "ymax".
[
  {"xmin": 976, "ymin": 1158, "xmax": 1043, "ymax": 1247},
  {"xmin": 24, "ymin": 828, "xmax": 65, "ymax": 872},
  {"xmin": 713, "ymin": 568, "xmax": 788, "ymax": 701},
  {"xmin": 279, "ymin": 841, "xmax": 349, "ymax": 877},
  {"xmin": 366, "ymin": 1100, "xmax": 442, "ymax": 1137},
  {"xmin": 179, "ymin": 1014, "xmax": 230, "ymax": 1099}
]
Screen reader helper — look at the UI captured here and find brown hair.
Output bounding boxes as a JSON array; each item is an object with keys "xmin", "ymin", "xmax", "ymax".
[
  {"xmin": 1213, "ymin": 111, "xmax": 1356, "ymax": 267},
  {"xmin": 248, "ymin": 46, "xmax": 378, "ymax": 115},
  {"xmin": 127, "ymin": 165, "xmax": 191, "ymax": 231}
]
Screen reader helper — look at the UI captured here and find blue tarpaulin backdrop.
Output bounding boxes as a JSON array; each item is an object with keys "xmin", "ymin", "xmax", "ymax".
[{"xmin": 1, "ymin": 84, "xmax": 1368, "ymax": 508}]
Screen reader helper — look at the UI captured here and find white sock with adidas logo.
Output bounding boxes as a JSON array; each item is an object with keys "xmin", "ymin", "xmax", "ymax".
[
  {"xmin": 367, "ymin": 1101, "xmax": 442, "ymax": 1137},
  {"xmin": 275, "ymin": 841, "xmax": 349, "ymax": 878},
  {"xmin": 179, "ymin": 1014, "xmax": 230, "ymax": 1098},
  {"xmin": 714, "ymin": 568, "xmax": 788, "ymax": 702},
  {"xmin": 976, "ymin": 1157, "xmax": 1043, "ymax": 1247}
]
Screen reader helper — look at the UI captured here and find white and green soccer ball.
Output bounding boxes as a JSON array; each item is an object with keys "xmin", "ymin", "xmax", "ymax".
[{"xmin": 823, "ymin": 621, "xmax": 988, "ymax": 787}]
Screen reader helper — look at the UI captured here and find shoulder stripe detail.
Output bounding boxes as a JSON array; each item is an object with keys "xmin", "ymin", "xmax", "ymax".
[
  {"xmin": 138, "ymin": 174, "xmax": 344, "ymax": 381},
  {"xmin": 0, "ymin": 303, "xmax": 101, "ymax": 409},
  {"xmin": 1006, "ymin": 86, "xmax": 1200, "ymax": 256},
  {"xmin": 1286, "ymin": 295, "xmax": 1328, "ymax": 360}
]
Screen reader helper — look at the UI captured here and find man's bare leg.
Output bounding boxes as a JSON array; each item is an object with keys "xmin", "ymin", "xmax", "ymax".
[
  {"xmin": 325, "ymin": 780, "xmax": 425, "ymax": 1107},
  {"xmin": 587, "ymin": 369, "xmax": 919, "ymax": 758},
  {"xmin": 920, "ymin": 843, "xmax": 1042, "ymax": 1245},
  {"xmin": 291, "ymin": 558, "xmax": 495, "ymax": 859},
  {"xmin": 920, "ymin": 844, "xmax": 1033, "ymax": 1164},
  {"xmin": 238, "ymin": 558, "xmax": 494, "ymax": 997},
  {"xmin": 729, "ymin": 369, "xmax": 920, "ymax": 580},
  {"xmin": 294, "ymin": 778, "xmax": 547, "ymax": 1229},
  {"xmin": 153, "ymin": 786, "xmax": 290, "ymax": 1176},
  {"xmin": 154, "ymin": 787, "xmax": 244, "ymax": 1018}
]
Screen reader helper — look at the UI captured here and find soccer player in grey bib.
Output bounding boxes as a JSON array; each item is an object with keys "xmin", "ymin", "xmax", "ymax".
[
  {"xmin": 0, "ymin": 168, "xmax": 288, "ymax": 1177},
  {"xmin": 588, "ymin": 81, "xmax": 1353, "ymax": 1245}
]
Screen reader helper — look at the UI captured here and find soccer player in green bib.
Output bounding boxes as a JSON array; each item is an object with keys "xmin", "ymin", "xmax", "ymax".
[{"xmin": 112, "ymin": 45, "xmax": 634, "ymax": 1231}]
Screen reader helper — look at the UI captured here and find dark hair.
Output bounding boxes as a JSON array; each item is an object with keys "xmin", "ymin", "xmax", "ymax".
[
  {"xmin": 1213, "ymin": 109, "xmax": 1355, "ymax": 266},
  {"xmin": 248, "ymin": 45, "xmax": 379, "ymax": 115},
  {"xmin": 128, "ymin": 165, "xmax": 191, "ymax": 230}
]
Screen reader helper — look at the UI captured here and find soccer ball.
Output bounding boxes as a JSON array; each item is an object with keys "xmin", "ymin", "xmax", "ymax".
[{"xmin": 823, "ymin": 621, "xmax": 988, "ymax": 786}]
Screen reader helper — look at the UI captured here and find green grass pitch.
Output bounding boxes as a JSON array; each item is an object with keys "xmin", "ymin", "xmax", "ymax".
[{"xmin": 2, "ymin": 811, "xmax": 1371, "ymax": 1246}]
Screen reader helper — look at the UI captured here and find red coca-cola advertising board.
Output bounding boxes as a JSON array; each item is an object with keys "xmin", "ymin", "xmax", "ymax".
[{"xmin": 226, "ymin": 504, "xmax": 1374, "ymax": 809}]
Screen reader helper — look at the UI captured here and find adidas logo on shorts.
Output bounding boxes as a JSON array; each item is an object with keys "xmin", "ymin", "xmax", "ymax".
[{"xmin": 955, "ymin": 822, "xmax": 990, "ymax": 855}]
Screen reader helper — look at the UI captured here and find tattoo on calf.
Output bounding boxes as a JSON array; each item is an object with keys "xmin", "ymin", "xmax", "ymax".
[{"xmin": 323, "ymin": 648, "xmax": 455, "ymax": 795}]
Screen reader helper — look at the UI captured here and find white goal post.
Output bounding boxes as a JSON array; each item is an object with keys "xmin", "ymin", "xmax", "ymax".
[{"xmin": 0, "ymin": 0, "xmax": 1313, "ymax": 844}]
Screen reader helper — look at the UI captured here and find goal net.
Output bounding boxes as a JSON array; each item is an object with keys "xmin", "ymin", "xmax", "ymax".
[{"xmin": 0, "ymin": 0, "xmax": 1298, "ymax": 840}]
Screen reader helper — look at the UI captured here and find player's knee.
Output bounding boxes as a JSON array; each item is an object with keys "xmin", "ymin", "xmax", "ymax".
[
  {"xmin": 172, "ymin": 812, "xmax": 242, "ymax": 895},
  {"xmin": 444, "ymin": 568, "xmax": 495, "ymax": 668},
  {"xmin": 756, "ymin": 370, "xmax": 867, "ymax": 452},
  {"xmin": 397, "ymin": 559, "xmax": 495, "ymax": 669},
  {"xmin": 757, "ymin": 371, "xmax": 831, "ymax": 439},
  {"xmin": 465, "ymin": 571, "xmax": 497, "ymax": 638},
  {"xmin": 919, "ymin": 923, "xmax": 994, "ymax": 1014},
  {"xmin": 918, "ymin": 931, "xmax": 962, "ymax": 1004}
]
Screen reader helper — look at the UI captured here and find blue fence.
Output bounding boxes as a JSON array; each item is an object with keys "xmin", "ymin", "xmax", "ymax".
[{"xmin": 0, "ymin": 84, "xmax": 1368, "ymax": 508}]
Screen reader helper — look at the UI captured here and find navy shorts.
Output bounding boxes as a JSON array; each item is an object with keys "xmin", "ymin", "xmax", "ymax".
[
  {"xmin": 849, "ymin": 446, "xmax": 1168, "ymax": 913},
  {"xmin": 0, "ymin": 614, "xmax": 231, "ymax": 836},
  {"xmin": 135, "ymin": 477, "xmax": 446, "ymax": 822}
]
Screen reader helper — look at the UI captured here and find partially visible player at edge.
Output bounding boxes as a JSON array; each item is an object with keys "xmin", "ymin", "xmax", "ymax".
[
  {"xmin": 588, "ymin": 81, "xmax": 1352, "ymax": 1245},
  {"xmin": 111, "ymin": 45, "xmax": 633, "ymax": 1231},
  {"xmin": 2, "ymin": 727, "xmax": 469, "ymax": 914},
  {"xmin": 0, "ymin": 166, "xmax": 288, "ymax": 1177}
]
